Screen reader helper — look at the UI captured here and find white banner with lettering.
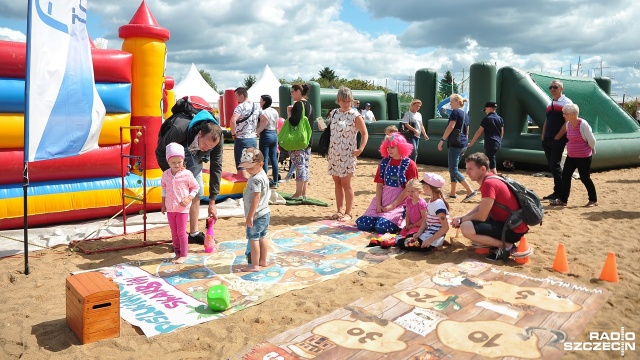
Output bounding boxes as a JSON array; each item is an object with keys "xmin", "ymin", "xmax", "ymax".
[{"xmin": 105, "ymin": 265, "xmax": 219, "ymax": 337}]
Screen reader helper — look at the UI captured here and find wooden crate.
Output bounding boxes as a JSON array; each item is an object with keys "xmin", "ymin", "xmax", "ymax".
[{"xmin": 66, "ymin": 272, "xmax": 120, "ymax": 344}]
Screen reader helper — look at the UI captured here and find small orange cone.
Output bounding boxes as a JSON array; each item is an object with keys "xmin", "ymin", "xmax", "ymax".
[
  {"xmin": 475, "ymin": 247, "xmax": 490, "ymax": 255},
  {"xmin": 514, "ymin": 236, "xmax": 530, "ymax": 265},
  {"xmin": 598, "ymin": 252, "xmax": 619, "ymax": 283},
  {"xmin": 552, "ymin": 243, "xmax": 569, "ymax": 274}
]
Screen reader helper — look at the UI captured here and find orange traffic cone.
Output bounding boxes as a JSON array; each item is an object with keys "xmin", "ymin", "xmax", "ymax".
[
  {"xmin": 514, "ymin": 236, "xmax": 530, "ymax": 265},
  {"xmin": 474, "ymin": 247, "xmax": 490, "ymax": 255},
  {"xmin": 552, "ymin": 243, "xmax": 569, "ymax": 274},
  {"xmin": 598, "ymin": 252, "xmax": 619, "ymax": 283}
]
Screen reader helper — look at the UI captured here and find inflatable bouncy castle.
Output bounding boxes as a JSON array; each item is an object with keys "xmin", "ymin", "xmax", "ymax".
[{"xmin": 0, "ymin": 1, "xmax": 244, "ymax": 230}]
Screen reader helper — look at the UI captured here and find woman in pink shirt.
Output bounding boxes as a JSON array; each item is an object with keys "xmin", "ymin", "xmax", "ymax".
[
  {"xmin": 551, "ymin": 104, "xmax": 597, "ymax": 207},
  {"xmin": 161, "ymin": 142, "xmax": 200, "ymax": 263}
]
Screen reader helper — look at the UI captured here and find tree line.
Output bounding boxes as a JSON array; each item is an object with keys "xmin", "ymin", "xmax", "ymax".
[{"xmin": 198, "ymin": 67, "xmax": 639, "ymax": 120}]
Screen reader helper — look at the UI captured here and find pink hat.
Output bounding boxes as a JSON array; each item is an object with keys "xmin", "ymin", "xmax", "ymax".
[
  {"xmin": 166, "ymin": 142, "xmax": 185, "ymax": 161},
  {"xmin": 421, "ymin": 172, "xmax": 445, "ymax": 188}
]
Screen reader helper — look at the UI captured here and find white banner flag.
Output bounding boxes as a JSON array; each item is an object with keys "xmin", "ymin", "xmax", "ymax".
[{"xmin": 26, "ymin": 0, "xmax": 105, "ymax": 162}]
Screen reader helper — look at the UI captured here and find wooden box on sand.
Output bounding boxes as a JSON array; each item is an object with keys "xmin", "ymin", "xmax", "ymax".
[{"xmin": 66, "ymin": 272, "xmax": 120, "ymax": 344}]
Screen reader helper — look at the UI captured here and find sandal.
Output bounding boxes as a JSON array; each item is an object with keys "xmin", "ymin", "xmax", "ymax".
[
  {"xmin": 549, "ymin": 199, "xmax": 567, "ymax": 206},
  {"xmin": 367, "ymin": 239, "xmax": 381, "ymax": 247},
  {"xmin": 329, "ymin": 212, "xmax": 344, "ymax": 220},
  {"xmin": 584, "ymin": 201, "xmax": 598, "ymax": 207},
  {"xmin": 338, "ymin": 213, "xmax": 353, "ymax": 222},
  {"xmin": 462, "ymin": 191, "xmax": 478, "ymax": 203}
]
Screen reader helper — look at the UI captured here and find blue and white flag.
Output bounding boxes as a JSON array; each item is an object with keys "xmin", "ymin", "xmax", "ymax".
[{"xmin": 26, "ymin": 0, "xmax": 105, "ymax": 162}]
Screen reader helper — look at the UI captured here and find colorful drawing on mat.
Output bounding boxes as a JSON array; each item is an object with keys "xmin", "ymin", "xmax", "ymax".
[
  {"xmin": 241, "ymin": 260, "xmax": 609, "ymax": 359},
  {"xmin": 93, "ymin": 221, "xmax": 400, "ymax": 337}
]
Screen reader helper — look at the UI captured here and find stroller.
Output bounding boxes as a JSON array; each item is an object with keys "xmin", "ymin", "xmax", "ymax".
[{"xmin": 278, "ymin": 148, "xmax": 294, "ymax": 181}]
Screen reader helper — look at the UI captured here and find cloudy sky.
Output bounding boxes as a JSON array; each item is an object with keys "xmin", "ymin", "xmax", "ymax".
[{"xmin": 1, "ymin": 0, "xmax": 639, "ymax": 100}]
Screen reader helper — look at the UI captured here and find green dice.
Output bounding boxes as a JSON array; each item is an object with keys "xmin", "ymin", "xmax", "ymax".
[{"xmin": 207, "ymin": 284, "xmax": 230, "ymax": 311}]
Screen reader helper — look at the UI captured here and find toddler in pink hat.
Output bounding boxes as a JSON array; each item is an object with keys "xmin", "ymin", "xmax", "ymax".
[{"xmin": 161, "ymin": 142, "xmax": 200, "ymax": 263}]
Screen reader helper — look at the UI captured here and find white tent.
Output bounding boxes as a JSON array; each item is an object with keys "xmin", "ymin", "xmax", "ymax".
[
  {"xmin": 174, "ymin": 63, "xmax": 220, "ymax": 107},
  {"xmin": 247, "ymin": 65, "xmax": 281, "ymax": 108}
]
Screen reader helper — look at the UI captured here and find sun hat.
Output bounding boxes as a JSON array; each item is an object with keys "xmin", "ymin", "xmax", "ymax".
[
  {"xmin": 421, "ymin": 172, "xmax": 445, "ymax": 188},
  {"xmin": 238, "ymin": 148, "xmax": 264, "ymax": 169},
  {"xmin": 166, "ymin": 142, "xmax": 185, "ymax": 161}
]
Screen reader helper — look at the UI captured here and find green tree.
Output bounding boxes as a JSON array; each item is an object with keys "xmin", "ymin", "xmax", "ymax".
[
  {"xmin": 198, "ymin": 69, "xmax": 219, "ymax": 93},
  {"xmin": 243, "ymin": 75, "xmax": 257, "ymax": 89},
  {"xmin": 283, "ymin": 76, "xmax": 392, "ymax": 93},
  {"xmin": 622, "ymin": 98, "xmax": 639, "ymax": 123},
  {"xmin": 438, "ymin": 70, "xmax": 459, "ymax": 99},
  {"xmin": 318, "ymin": 67, "xmax": 338, "ymax": 82},
  {"xmin": 398, "ymin": 93, "xmax": 414, "ymax": 117}
]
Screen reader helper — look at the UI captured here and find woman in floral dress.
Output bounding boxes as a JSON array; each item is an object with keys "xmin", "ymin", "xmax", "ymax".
[{"xmin": 327, "ymin": 86, "xmax": 369, "ymax": 222}]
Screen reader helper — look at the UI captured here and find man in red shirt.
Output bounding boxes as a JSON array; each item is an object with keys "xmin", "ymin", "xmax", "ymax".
[{"xmin": 451, "ymin": 152, "xmax": 529, "ymax": 261}]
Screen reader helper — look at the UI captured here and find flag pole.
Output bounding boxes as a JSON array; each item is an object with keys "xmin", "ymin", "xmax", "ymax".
[
  {"xmin": 23, "ymin": 0, "xmax": 34, "ymax": 276},
  {"xmin": 22, "ymin": 163, "xmax": 30, "ymax": 275}
]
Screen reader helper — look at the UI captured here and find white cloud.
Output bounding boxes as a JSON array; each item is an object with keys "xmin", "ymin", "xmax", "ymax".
[
  {"xmin": 0, "ymin": 27, "xmax": 25, "ymax": 42},
  {"xmin": 1, "ymin": 0, "xmax": 638, "ymax": 99}
]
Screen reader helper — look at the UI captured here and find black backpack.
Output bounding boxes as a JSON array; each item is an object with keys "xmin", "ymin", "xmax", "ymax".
[
  {"xmin": 159, "ymin": 96, "xmax": 212, "ymax": 138},
  {"xmin": 488, "ymin": 175, "xmax": 544, "ymax": 228}
]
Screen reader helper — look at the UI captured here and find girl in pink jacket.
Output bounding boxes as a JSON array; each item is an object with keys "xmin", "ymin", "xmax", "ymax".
[{"xmin": 162, "ymin": 143, "xmax": 200, "ymax": 263}]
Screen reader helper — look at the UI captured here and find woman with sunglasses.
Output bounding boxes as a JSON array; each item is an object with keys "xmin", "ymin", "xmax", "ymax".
[
  {"xmin": 541, "ymin": 79, "xmax": 573, "ymax": 201},
  {"xmin": 327, "ymin": 86, "xmax": 368, "ymax": 222},
  {"xmin": 355, "ymin": 134, "xmax": 419, "ymax": 234}
]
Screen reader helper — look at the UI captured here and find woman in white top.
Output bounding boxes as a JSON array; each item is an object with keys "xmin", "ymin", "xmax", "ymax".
[
  {"xmin": 257, "ymin": 94, "xmax": 280, "ymax": 189},
  {"xmin": 327, "ymin": 86, "xmax": 369, "ymax": 222},
  {"xmin": 401, "ymin": 99, "xmax": 429, "ymax": 162}
]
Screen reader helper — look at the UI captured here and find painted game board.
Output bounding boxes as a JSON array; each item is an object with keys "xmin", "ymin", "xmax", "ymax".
[
  {"xmin": 93, "ymin": 220, "xmax": 401, "ymax": 337},
  {"xmin": 240, "ymin": 260, "xmax": 610, "ymax": 359}
]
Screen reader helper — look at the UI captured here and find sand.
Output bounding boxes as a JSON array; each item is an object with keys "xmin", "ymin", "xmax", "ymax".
[{"xmin": 1, "ymin": 143, "xmax": 638, "ymax": 359}]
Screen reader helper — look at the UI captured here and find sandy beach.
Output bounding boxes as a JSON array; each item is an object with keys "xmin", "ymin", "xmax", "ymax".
[{"xmin": 1, "ymin": 143, "xmax": 638, "ymax": 359}]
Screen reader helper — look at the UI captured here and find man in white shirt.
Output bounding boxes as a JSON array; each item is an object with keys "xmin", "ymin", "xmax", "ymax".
[
  {"xmin": 361, "ymin": 103, "xmax": 376, "ymax": 121},
  {"xmin": 352, "ymin": 99, "xmax": 360, "ymax": 112}
]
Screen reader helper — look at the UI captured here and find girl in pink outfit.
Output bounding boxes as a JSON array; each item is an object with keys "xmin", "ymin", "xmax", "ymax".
[
  {"xmin": 161, "ymin": 142, "xmax": 200, "ymax": 263},
  {"xmin": 394, "ymin": 179, "xmax": 427, "ymax": 245}
]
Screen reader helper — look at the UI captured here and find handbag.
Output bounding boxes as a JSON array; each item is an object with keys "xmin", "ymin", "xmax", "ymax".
[
  {"xmin": 448, "ymin": 128, "xmax": 462, "ymax": 147},
  {"xmin": 317, "ymin": 110, "xmax": 335, "ymax": 157},
  {"xmin": 400, "ymin": 113, "xmax": 418, "ymax": 139},
  {"xmin": 236, "ymin": 103, "xmax": 255, "ymax": 125},
  {"xmin": 278, "ymin": 100, "xmax": 312, "ymax": 151}
]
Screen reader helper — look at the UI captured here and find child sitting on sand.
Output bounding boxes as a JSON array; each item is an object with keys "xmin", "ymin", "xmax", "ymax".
[
  {"xmin": 392, "ymin": 179, "xmax": 427, "ymax": 247},
  {"xmin": 398, "ymin": 173, "xmax": 450, "ymax": 252},
  {"xmin": 239, "ymin": 148, "xmax": 271, "ymax": 272},
  {"xmin": 161, "ymin": 143, "xmax": 200, "ymax": 264}
]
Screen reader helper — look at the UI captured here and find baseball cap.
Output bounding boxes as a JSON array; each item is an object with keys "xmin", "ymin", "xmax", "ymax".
[
  {"xmin": 365, "ymin": 103, "xmax": 371, "ymax": 106},
  {"xmin": 420, "ymin": 172, "xmax": 445, "ymax": 188},
  {"xmin": 483, "ymin": 101, "xmax": 498, "ymax": 109},
  {"xmin": 166, "ymin": 142, "xmax": 185, "ymax": 161},
  {"xmin": 238, "ymin": 148, "xmax": 264, "ymax": 169}
]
